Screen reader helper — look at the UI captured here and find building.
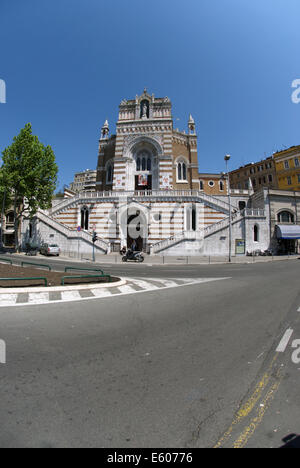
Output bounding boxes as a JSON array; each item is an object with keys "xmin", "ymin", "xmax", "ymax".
[
  {"xmin": 273, "ymin": 145, "xmax": 300, "ymax": 191},
  {"xmin": 69, "ymin": 169, "xmax": 97, "ymax": 193},
  {"xmin": 0, "ymin": 209, "xmax": 16, "ymax": 247},
  {"xmin": 21, "ymin": 90, "xmax": 300, "ymax": 258},
  {"xmin": 229, "ymin": 157, "xmax": 277, "ymax": 192},
  {"xmin": 198, "ymin": 173, "xmax": 229, "ymax": 196}
]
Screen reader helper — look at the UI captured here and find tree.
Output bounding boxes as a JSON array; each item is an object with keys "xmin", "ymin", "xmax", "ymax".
[{"xmin": 1, "ymin": 123, "xmax": 58, "ymax": 250}]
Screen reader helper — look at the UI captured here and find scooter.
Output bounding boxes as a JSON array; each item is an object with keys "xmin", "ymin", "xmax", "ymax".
[{"xmin": 122, "ymin": 249, "xmax": 145, "ymax": 263}]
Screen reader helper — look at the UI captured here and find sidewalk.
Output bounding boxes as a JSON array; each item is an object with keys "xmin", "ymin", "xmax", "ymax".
[{"xmin": 3, "ymin": 252, "xmax": 299, "ymax": 266}]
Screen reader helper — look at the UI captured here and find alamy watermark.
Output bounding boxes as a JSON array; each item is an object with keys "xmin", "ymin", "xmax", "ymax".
[
  {"xmin": 0, "ymin": 339, "xmax": 6, "ymax": 364},
  {"xmin": 0, "ymin": 79, "xmax": 6, "ymax": 104},
  {"xmin": 291, "ymin": 79, "xmax": 300, "ymax": 104}
]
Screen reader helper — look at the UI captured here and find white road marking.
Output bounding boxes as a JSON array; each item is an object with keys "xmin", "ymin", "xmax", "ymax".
[
  {"xmin": 0, "ymin": 277, "xmax": 231, "ymax": 307},
  {"xmin": 28, "ymin": 293, "xmax": 49, "ymax": 304},
  {"xmin": 129, "ymin": 279, "xmax": 159, "ymax": 291},
  {"xmin": 90, "ymin": 288, "xmax": 113, "ymax": 298},
  {"xmin": 148, "ymin": 279, "xmax": 179, "ymax": 288},
  {"xmin": 276, "ymin": 329, "xmax": 294, "ymax": 353},
  {"xmin": 61, "ymin": 291, "xmax": 82, "ymax": 301},
  {"xmin": 118, "ymin": 285, "xmax": 139, "ymax": 294},
  {"xmin": 0, "ymin": 294, "xmax": 18, "ymax": 305}
]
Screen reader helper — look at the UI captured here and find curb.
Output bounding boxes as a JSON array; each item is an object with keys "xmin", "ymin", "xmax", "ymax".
[{"xmin": 0, "ymin": 278, "xmax": 126, "ymax": 294}]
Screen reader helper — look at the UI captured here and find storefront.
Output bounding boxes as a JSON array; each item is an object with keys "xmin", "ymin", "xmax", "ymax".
[{"xmin": 276, "ymin": 225, "xmax": 300, "ymax": 254}]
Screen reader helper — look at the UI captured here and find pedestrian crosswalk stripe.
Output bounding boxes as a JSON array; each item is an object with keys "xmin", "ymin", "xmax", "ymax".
[
  {"xmin": 0, "ymin": 277, "xmax": 230, "ymax": 307},
  {"xmin": 28, "ymin": 293, "xmax": 49, "ymax": 304},
  {"xmin": 90, "ymin": 288, "xmax": 113, "ymax": 298},
  {"xmin": 61, "ymin": 291, "xmax": 82, "ymax": 301}
]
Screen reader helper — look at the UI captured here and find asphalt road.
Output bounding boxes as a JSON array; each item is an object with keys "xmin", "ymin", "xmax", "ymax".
[{"xmin": 0, "ymin": 257, "xmax": 299, "ymax": 448}]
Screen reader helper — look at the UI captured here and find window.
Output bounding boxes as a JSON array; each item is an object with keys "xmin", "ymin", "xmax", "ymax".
[
  {"xmin": 268, "ymin": 174, "xmax": 273, "ymax": 182},
  {"xmin": 277, "ymin": 211, "xmax": 295, "ymax": 223},
  {"xmin": 298, "ymin": 174, "xmax": 300, "ymax": 183},
  {"xmin": 199, "ymin": 180, "xmax": 204, "ymax": 190},
  {"xmin": 295, "ymin": 158, "xmax": 300, "ymax": 167},
  {"xmin": 136, "ymin": 152, "xmax": 151, "ymax": 172},
  {"xmin": 208, "ymin": 180, "xmax": 215, "ymax": 187},
  {"xmin": 254, "ymin": 225, "xmax": 259, "ymax": 242},
  {"xmin": 219, "ymin": 181, "xmax": 224, "ymax": 191},
  {"xmin": 284, "ymin": 160, "xmax": 290, "ymax": 169},
  {"xmin": 5, "ymin": 212, "xmax": 14, "ymax": 225},
  {"xmin": 106, "ymin": 162, "xmax": 113, "ymax": 184},
  {"xmin": 287, "ymin": 176, "xmax": 292, "ymax": 186},
  {"xmin": 186, "ymin": 205, "xmax": 197, "ymax": 231},
  {"xmin": 177, "ymin": 160, "xmax": 188, "ymax": 182},
  {"xmin": 239, "ymin": 201, "xmax": 246, "ymax": 211},
  {"xmin": 81, "ymin": 207, "xmax": 89, "ymax": 230}
]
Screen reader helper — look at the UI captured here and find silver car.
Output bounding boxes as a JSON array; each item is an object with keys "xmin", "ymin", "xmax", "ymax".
[{"xmin": 40, "ymin": 243, "xmax": 60, "ymax": 256}]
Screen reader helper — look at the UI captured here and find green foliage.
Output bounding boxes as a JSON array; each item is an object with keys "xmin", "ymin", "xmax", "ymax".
[
  {"xmin": 1, "ymin": 123, "xmax": 58, "ymax": 216},
  {"xmin": 1, "ymin": 123, "xmax": 58, "ymax": 248}
]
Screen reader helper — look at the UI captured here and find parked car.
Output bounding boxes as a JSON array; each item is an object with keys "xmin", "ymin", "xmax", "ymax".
[{"xmin": 40, "ymin": 243, "xmax": 60, "ymax": 256}]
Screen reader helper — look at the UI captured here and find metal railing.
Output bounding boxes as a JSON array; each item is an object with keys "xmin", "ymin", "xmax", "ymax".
[
  {"xmin": 64, "ymin": 266, "xmax": 105, "ymax": 275},
  {"xmin": 0, "ymin": 277, "xmax": 48, "ymax": 287},
  {"xmin": 61, "ymin": 274, "xmax": 111, "ymax": 286},
  {"xmin": 21, "ymin": 261, "xmax": 52, "ymax": 271}
]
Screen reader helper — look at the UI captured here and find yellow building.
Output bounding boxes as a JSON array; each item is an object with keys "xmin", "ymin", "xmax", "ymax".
[{"xmin": 274, "ymin": 145, "xmax": 300, "ymax": 191}]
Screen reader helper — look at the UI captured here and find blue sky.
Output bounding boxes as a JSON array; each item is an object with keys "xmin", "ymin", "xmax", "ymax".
[{"xmin": 1, "ymin": 0, "xmax": 300, "ymax": 190}]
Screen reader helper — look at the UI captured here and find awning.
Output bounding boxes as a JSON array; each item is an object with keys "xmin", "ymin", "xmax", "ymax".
[{"xmin": 276, "ymin": 225, "xmax": 300, "ymax": 240}]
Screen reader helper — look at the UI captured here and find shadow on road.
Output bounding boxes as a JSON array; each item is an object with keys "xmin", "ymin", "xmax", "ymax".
[{"xmin": 280, "ymin": 434, "xmax": 300, "ymax": 448}]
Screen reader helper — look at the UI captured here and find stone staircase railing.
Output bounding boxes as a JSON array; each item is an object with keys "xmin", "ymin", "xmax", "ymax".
[
  {"xmin": 37, "ymin": 210, "xmax": 110, "ymax": 253},
  {"xmin": 150, "ymin": 208, "xmax": 267, "ymax": 253},
  {"xmin": 51, "ymin": 190, "xmax": 233, "ymax": 217}
]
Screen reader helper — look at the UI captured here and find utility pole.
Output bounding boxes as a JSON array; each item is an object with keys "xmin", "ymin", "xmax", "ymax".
[{"xmin": 224, "ymin": 154, "xmax": 232, "ymax": 263}]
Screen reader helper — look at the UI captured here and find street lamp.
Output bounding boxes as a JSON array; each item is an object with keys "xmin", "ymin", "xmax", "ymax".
[{"xmin": 224, "ymin": 154, "xmax": 232, "ymax": 263}]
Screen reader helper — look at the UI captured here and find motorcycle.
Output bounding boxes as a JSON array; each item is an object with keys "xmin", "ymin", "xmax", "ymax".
[{"xmin": 122, "ymin": 249, "xmax": 145, "ymax": 263}]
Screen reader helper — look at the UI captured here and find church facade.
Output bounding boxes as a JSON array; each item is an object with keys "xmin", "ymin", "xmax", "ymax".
[{"xmin": 21, "ymin": 90, "xmax": 300, "ymax": 258}]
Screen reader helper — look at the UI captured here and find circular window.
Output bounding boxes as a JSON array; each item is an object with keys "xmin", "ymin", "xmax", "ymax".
[
  {"xmin": 208, "ymin": 181, "xmax": 215, "ymax": 187},
  {"xmin": 152, "ymin": 213, "xmax": 162, "ymax": 222}
]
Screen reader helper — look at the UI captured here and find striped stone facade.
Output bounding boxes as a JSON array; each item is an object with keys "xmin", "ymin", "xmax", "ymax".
[{"xmin": 25, "ymin": 90, "xmax": 279, "ymax": 257}]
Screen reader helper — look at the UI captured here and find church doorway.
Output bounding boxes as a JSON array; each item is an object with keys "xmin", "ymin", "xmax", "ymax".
[{"xmin": 127, "ymin": 210, "xmax": 147, "ymax": 251}]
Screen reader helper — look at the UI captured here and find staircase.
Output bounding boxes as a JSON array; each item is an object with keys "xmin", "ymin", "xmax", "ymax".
[
  {"xmin": 37, "ymin": 210, "xmax": 110, "ymax": 253},
  {"xmin": 150, "ymin": 212, "xmax": 245, "ymax": 254}
]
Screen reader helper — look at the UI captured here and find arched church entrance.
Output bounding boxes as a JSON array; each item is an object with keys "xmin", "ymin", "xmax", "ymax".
[{"xmin": 120, "ymin": 206, "xmax": 148, "ymax": 252}]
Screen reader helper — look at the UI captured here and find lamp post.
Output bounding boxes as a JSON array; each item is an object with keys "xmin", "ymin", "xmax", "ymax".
[{"xmin": 224, "ymin": 154, "xmax": 232, "ymax": 263}]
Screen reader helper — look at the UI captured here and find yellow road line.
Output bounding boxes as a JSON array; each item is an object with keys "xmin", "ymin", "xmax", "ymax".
[
  {"xmin": 233, "ymin": 369, "xmax": 283, "ymax": 448},
  {"xmin": 214, "ymin": 355, "xmax": 279, "ymax": 448}
]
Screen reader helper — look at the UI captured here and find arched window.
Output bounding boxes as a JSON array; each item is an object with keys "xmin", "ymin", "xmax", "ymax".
[
  {"xmin": 277, "ymin": 211, "xmax": 295, "ymax": 223},
  {"xmin": 81, "ymin": 207, "xmax": 89, "ymax": 230},
  {"xmin": 219, "ymin": 181, "xmax": 224, "ymax": 191},
  {"xmin": 186, "ymin": 205, "xmax": 197, "ymax": 231},
  {"xmin": 136, "ymin": 152, "xmax": 151, "ymax": 172},
  {"xmin": 106, "ymin": 162, "xmax": 113, "ymax": 184},
  {"xmin": 177, "ymin": 160, "xmax": 188, "ymax": 182},
  {"xmin": 254, "ymin": 225, "xmax": 259, "ymax": 242}
]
